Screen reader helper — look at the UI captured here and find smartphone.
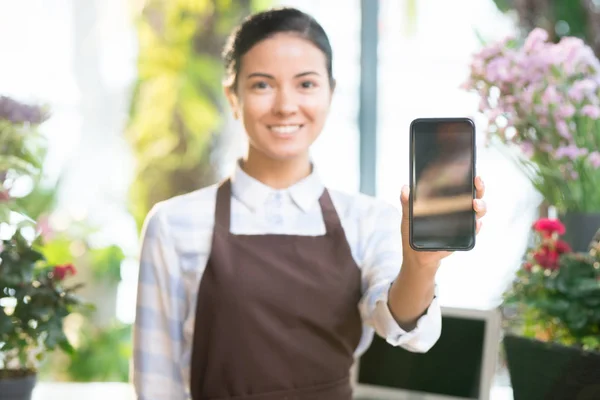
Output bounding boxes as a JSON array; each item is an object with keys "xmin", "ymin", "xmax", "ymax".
[{"xmin": 409, "ymin": 117, "xmax": 476, "ymax": 251}]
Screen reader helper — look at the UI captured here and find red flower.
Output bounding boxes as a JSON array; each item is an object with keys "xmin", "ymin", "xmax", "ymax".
[
  {"xmin": 53, "ymin": 264, "xmax": 76, "ymax": 280},
  {"xmin": 555, "ymin": 240, "xmax": 571, "ymax": 254},
  {"xmin": 531, "ymin": 239, "xmax": 572, "ymax": 270},
  {"xmin": 533, "ymin": 246, "xmax": 560, "ymax": 270},
  {"xmin": 532, "ymin": 218, "xmax": 566, "ymax": 236}
]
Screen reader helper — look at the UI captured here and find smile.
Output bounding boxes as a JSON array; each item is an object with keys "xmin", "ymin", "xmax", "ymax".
[{"xmin": 268, "ymin": 125, "xmax": 303, "ymax": 135}]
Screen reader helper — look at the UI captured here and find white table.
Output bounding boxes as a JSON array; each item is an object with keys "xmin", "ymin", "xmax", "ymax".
[
  {"xmin": 33, "ymin": 383, "xmax": 514, "ymax": 400},
  {"xmin": 33, "ymin": 383, "xmax": 134, "ymax": 400}
]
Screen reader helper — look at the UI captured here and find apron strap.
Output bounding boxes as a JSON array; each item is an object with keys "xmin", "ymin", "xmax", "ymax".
[
  {"xmin": 318, "ymin": 188, "xmax": 343, "ymax": 236},
  {"xmin": 215, "ymin": 178, "xmax": 232, "ymax": 231}
]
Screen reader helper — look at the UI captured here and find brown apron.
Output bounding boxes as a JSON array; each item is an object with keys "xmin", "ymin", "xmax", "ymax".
[{"xmin": 190, "ymin": 179, "xmax": 363, "ymax": 400}]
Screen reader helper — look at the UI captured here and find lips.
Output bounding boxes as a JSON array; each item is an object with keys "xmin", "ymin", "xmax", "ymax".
[{"xmin": 268, "ymin": 124, "xmax": 303, "ymax": 136}]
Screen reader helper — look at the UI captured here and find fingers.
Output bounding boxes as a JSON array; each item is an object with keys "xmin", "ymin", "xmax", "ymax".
[
  {"xmin": 473, "ymin": 198, "xmax": 487, "ymax": 219},
  {"xmin": 400, "ymin": 185, "xmax": 410, "ymax": 205},
  {"xmin": 400, "ymin": 186, "xmax": 410, "ymax": 223},
  {"xmin": 475, "ymin": 176, "xmax": 485, "ymax": 199},
  {"xmin": 476, "ymin": 219, "xmax": 482, "ymax": 234}
]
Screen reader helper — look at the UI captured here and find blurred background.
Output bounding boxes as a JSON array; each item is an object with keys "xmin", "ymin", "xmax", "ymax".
[{"xmin": 1, "ymin": 0, "xmax": 597, "ymax": 396}]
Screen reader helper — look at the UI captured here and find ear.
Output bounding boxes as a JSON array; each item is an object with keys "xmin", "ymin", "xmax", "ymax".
[
  {"xmin": 224, "ymin": 85, "xmax": 240, "ymax": 120},
  {"xmin": 327, "ymin": 79, "xmax": 336, "ymax": 106}
]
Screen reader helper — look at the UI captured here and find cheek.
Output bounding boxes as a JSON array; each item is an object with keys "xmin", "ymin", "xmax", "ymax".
[
  {"xmin": 240, "ymin": 95, "xmax": 272, "ymax": 123},
  {"xmin": 303, "ymin": 96, "xmax": 331, "ymax": 127}
]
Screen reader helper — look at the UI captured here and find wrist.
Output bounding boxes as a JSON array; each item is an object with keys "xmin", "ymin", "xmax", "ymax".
[{"xmin": 401, "ymin": 259, "xmax": 440, "ymax": 276}]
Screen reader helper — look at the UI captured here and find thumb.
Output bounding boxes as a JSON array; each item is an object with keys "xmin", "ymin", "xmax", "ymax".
[
  {"xmin": 400, "ymin": 186, "xmax": 410, "ymax": 248},
  {"xmin": 400, "ymin": 185, "xmax": 410, "ymax": 221}
]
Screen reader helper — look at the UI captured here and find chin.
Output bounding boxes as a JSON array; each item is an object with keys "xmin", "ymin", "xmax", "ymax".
[{"xmin": 261, "ymin": 145, "xmax": 310, "ymax": 161}]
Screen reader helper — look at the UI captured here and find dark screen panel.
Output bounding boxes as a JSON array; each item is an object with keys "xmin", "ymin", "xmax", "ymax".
[
  {"xmin": 357, "ymin": 316, "xmax": 485, "ymax": 398},
  {"xmin": 411, "ymin": 119, "xmax": 475, "ymax": 250}
]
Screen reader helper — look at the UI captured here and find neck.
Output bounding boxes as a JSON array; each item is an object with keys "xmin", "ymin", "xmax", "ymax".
[{"xmin": 241, "ymin": 149, "xmax": 312, "ymax": 189}]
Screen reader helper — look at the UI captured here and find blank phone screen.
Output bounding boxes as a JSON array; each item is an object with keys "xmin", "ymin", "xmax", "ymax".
[{"xmin": 410, "ymin": 119, "xmax": 475, "ymax": 250}]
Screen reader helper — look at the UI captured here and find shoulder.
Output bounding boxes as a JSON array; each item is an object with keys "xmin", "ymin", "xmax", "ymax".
[
  {"xmin": 142, "ymin": 184, "xmax": 219, "ymax": 239},
  {"xmin": 327, "ymin": 188, "xmax": 401, "ymax": 223},
  {"xmin": 327, "ymin": 188, "xmax": 402, "ymax": 265}
]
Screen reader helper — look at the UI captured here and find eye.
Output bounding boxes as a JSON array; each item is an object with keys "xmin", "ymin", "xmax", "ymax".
[
  {"xmin": 251, "ymin": 81, "xmax": 270, "ymax": 90},
  {"xmin": 300, "ymin": 81, "xmax": 316, "ymax": 89}
]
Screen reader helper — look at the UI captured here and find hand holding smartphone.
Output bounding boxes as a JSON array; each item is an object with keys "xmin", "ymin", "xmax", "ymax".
[{"xmin": 409, "ymin": 118, "xmax": 476, "ymax": 251}]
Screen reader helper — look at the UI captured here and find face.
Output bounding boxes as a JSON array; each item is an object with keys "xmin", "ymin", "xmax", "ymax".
[{"xmin": 225, "ymin": 33, "xmax": 334, "ymax": 162}]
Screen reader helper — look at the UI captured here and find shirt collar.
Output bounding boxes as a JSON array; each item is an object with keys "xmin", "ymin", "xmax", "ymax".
[{"xmin": 230, "ymin": 160, "xmax": 325, "ymax": 213}]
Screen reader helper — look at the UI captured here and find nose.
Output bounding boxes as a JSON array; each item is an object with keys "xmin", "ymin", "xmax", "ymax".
[{"xmin": 272, "ymin": 87, "xmax": 298, "ymax": 116}]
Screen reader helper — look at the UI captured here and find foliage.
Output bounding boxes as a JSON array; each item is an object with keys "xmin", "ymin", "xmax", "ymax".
[
  {"xmin": 0, "ymin": 230, "xmax": 92, "ymax": 377},
  {"xmin": 0, "ymin": 96, "xmax": 49, "ymax": 223},
  {"xmin": 64, "ymin": 321, "xmax": 132, "ymax": 382},
  {"xmin": 39, "ymin": 320, "xmax": 132, "ymax": 382},
  {"xmin": 40, "ymin": 227, "xmax": 125, "ymax": 285},
  {"xmin": 492, "ymin": 0, "xmax": 600, "ymax": 58},
  {"xmin": 126, "ymin": 0, "xmax": 271, "ymax": 232},
  {"xmin": 462, "ymin": 28, "xmax": 600, "ymax": 212},
  {"xmin": 0, "ymin": 95, "xmax": 94, "ymax": 378},
  {"xmin": 503, "ymin": 218, "xmax": 600, "ymax": 352}
]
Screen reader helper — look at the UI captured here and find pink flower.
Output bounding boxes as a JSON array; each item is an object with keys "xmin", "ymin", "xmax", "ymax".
[
  {"xmin": 570, "ymin": 171, "xmax": 579, "ymax": 180},
  {"xmin": 557, "ymin": 104, "xmax": 575, "ymax": 119},
  {"xmin": 554, "ymin": 144, "xmax": 587, "ymax": 160},
  {"xmin": 581, "ymin": 105, "xmax": 600, "ymax": 119},
  {"xmin": 485, "ymin": 57, "xmax": 513, "ymax": 83},
  {"xmin": 568, "ymin": 79, "xmax": 598, "ymax": 102},
  {"xmin": 469, "ymin": 57, "xmax": 486, "ymax": 76},
  {"xmin": 523, "ymin": 28, "xmax": 549, "ymax": 53},
  {"xmin": 542, "ymin": 85, "xmax": 562, "ymax": 106},
  {"xmin": 555, "ymin": 120, "xmax": 571, "ymax": 139},
  {"xmin": 588, "ymin": 152, "xmax": 600, "ymax": 168},
  {"xmin": 521, "ymin": 142, "xmax": 535, "ymax": 157}
]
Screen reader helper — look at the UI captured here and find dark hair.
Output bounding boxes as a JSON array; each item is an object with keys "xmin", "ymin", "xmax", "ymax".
[{"xmin": 222, "ymin": 7, "xmax": 334, "ymax": 90}]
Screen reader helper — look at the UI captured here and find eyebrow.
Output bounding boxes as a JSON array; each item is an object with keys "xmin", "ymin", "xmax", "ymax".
[{"xmin": 246, "ymin": 71, "xmax": 321, "ymax": 79}]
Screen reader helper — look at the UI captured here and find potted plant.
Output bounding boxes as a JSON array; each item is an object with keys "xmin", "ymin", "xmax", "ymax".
[
  {"xmin": 461, "ymin": 28, "xmax": 600, "ymax": 251},
  {"xmin": 0, "ymin": 230, "xmax": 88, "ymax": 400},
  {"xmin": 0, "ymin": 95, "xmax": 90, "ymax": 399},
  {"xmin": 502, "ymin": 218, "xmax": 600, "ymax": 399}
]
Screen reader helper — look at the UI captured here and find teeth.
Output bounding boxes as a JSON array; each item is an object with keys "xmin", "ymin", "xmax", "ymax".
[{"xmin": 270, "ymin": 125, "xmax": 301, "ymax": 134}]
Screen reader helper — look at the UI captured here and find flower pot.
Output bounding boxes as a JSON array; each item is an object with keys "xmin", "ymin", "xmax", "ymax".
[
  {"xmin": 559, "ymin": 212, "xmax": 600, "ymax": 253},
  {"xmin": 504, "ymin": 334, "xmax": 600, "ymax": 400},
  {"xmin": 0, "ymin": 373, "xmax": 36, "ymax": 400}
]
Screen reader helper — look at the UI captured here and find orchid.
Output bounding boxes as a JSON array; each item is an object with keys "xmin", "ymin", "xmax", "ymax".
[
  {"xmin": 463, "ymin": 28, "xmax": 600, "ymax": 212},
  {"xmin": 0, "ymin": 96, "xmax": 49, "ymax": 222}
]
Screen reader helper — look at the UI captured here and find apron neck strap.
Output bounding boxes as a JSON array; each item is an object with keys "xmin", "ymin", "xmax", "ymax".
[
  {"xmin": 317, "ymin": 188, "xmax": 343, "ymax": 236},
  {"xmin": 215, "ymin": 178, "xmax": 233, "ymax": 230}
]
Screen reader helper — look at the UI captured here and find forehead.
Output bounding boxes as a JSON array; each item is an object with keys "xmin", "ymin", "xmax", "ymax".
[{"xmin": 240, "ymin": 33, "xmax": 328, "ymax": 76}]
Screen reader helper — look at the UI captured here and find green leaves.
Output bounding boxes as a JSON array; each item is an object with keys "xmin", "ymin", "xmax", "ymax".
[
  {"xmin": 1, "ymin": 228, "xmax": 89, "ymax": 372},
  {"xmin": 126, "ymin": 0, "xmax": 261, "ymax": 232},
  {"xmin": 505, "ymin": 251, "xmax": 600, "ymax": 351},
  {"xmin": 88, "ymin": 245, "xmax": 125, "ymax": 284}
]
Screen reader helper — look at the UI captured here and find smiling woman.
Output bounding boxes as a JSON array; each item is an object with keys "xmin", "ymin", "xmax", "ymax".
[
  {"xmin": 222, "ymin": 8, "xmax": 336, "ymax": 187},
  {"xmin": 131, "ymin": 6, "xmax": 487, "ymax": 400}
]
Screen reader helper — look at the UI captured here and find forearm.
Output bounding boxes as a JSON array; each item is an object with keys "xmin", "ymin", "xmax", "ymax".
[{"xmin": 387, "ymin": 262, "xmax": 438, "ymax": 331}]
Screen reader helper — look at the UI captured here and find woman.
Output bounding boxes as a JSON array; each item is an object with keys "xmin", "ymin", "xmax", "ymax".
[{"xmin": 132, "ymin": 7, "xmax": 487, "ymax": 400}]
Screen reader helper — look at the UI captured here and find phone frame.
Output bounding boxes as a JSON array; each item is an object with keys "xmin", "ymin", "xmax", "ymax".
[{"xmin": 408, "ymin": 117, "xmax": 477, "ymax": 252}]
